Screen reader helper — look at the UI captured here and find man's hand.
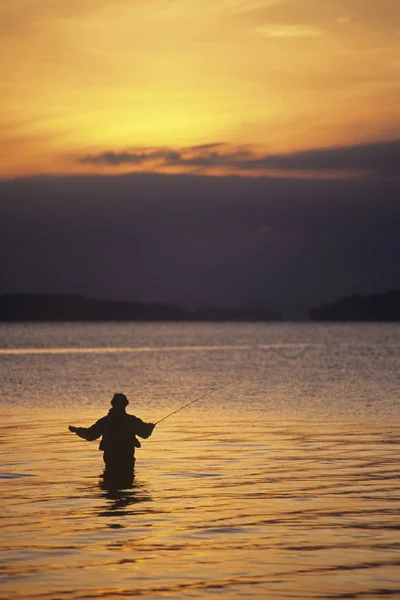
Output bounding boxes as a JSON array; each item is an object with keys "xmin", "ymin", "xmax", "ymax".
[{"xmin": 69, "ymin": 425, "xmax": 78, "ymax": 433}]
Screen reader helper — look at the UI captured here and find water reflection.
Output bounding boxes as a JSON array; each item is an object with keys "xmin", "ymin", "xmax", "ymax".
[
  {"xmin": 2, "ymin": 414, "xmax": 400, "ymax": 600},
  {"xmin": 97, "ymin": 475, "xmax": 152, "ymax": 518}
]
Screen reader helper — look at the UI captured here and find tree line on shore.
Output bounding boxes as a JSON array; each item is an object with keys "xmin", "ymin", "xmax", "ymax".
[
  {"xmin": 0, "ymin": 290, "xmax": 399, "ymax": 322},
  {"xmin": 0, "ymin": 293, "xmax": 280, "ymax": 322}
]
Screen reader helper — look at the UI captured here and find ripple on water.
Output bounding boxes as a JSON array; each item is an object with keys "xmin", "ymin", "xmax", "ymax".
[{"xmin": 2, "ymin": 416, "xmax": 399, "ymax": 599}]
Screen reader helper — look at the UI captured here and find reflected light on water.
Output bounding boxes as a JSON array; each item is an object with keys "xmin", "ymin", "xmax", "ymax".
[
  {"xmin": 1, "ymin": 322, "xmax": 400, "ymax": 599},
  {"xmin": 1, "ymin": 415, "xmax": 400, "ymax": 599},
  {"xmin": 0, "ymin": 343, "xmax": 314, "ymax": 355}
]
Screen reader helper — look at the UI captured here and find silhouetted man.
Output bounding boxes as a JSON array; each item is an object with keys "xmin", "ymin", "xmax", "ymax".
[{"xmin": 69, "ymin": 393, "xmax": 155, "ymax": 485}]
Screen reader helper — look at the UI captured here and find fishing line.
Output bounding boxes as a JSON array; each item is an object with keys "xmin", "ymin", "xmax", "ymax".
[
  {"xmin": 154, "ymin": 377, "xmax": 241, "ymax": 426},
  {"xmin": 153, "ymin": 315, "xmax": 273, "ymax": 427}
]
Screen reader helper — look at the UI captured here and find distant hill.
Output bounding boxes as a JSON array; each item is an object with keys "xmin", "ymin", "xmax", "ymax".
[
  {"xmin": 0, "ymin": 294, "xmax": 186, "ymax": 322},
  {"xmin": 0, "ymin": 294, "xmax": 281, "ymax": 322},
  {"xmin": 193, "ymin": 305, "xmax": 281, "ymax": 321},
  {"xmin": 309, "ymin": 290, "xmax": 400, "ymax": 322}
]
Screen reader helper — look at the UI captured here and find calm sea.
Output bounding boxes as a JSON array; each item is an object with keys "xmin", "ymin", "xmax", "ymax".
[{"xmin": 1, "ymin": 322, "xmax": 399, "ymax": 599}]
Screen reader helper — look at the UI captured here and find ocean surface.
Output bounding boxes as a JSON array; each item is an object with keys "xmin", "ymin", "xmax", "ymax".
[{"xmin": 1, "ymin": 322, "xmax": 399, "ymax": 599}]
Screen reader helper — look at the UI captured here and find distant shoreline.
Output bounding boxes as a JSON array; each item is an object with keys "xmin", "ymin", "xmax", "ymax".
[
  {"xmin": 309, "ymin": 290, "xmax": 400, "ymax": 322},
  {"xmin": 0, "ymin": 293, "xmax": 281, "ymax": 323},
  {"xmin": 1, "ymin": 291, "xmax": 399, "ymax": 323}
]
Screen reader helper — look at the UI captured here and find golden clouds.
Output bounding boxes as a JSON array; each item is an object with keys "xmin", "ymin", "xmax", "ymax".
[{"xmin": 255, "ymin": 24, "xmax": 324, "ymax": 37}]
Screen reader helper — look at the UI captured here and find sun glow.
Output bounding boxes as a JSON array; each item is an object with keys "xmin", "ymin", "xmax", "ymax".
[{"xmin": 1, "ymin": 0, "xmax": 399, "ymax": 177}]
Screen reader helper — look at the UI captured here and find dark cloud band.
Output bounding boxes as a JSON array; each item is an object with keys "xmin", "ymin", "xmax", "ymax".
[{"xmin": 77, "ymin": 139, "xmax": 400, "ymax": 177}]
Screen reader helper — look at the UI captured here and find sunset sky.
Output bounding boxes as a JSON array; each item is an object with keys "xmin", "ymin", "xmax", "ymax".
[
  {"xmin": 1, "ymin": 0, "xmax": 400, "ymax": 313},
  {"xmin": 2, "ymin": 0, "xmax": 399, "ymax": 178}
]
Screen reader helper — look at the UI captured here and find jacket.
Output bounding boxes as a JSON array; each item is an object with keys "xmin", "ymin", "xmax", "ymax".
[{"xmin": 73, "ymin": 408, "xmax": 154, "ymax": 453}]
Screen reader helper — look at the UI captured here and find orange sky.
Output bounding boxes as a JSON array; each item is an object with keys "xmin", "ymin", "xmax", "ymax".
[{"xmin": 1, "ymin": 0, "xmax": 399, "ymax": 178}]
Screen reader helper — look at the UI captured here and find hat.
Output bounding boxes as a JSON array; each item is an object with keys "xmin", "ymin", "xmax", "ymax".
[{"xmin": 111, "ymin": 393, "xmax": 129, "ymax": 407}]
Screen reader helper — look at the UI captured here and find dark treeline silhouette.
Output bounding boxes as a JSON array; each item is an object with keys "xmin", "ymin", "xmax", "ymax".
[
  {"xmin": 0, "ymin": 293, "xmax": 281, "ymax": 322},
  {"xmin": 193, "ymin": 306, "xmax": 281, "ymax": 321},
  {"xmin": 0, "ymin": 294, "xmax": 185, "ymax": 322},
  {"xmin": 310, "ymin": 290, "xmax": 400, "ymax": 322}
]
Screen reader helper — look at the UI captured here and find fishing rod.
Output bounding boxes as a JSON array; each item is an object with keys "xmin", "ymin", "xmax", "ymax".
[{"xmin": 154, "ymin": 377, "xmax": 240, "ymax": 426}]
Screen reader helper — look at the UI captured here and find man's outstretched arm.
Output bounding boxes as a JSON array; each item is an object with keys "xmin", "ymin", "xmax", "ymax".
[
  {"xmin": 133, "ymin": 418, "xmax": 155, "ymax": 439},
  {"xmin": 68, "ymin": 418, "xmax": 105, "ymax": 441}
]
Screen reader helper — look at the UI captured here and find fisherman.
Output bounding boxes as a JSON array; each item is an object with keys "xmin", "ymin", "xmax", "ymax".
[{"xmin": 69, "ymin": 393, "xmax": 155, "ymax": 484}]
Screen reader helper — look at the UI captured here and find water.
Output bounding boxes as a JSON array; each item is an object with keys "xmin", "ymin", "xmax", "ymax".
[{"xmin": 1, "ymin": 322, "xmax": 400, "ymax": 599}]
